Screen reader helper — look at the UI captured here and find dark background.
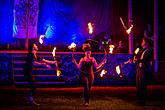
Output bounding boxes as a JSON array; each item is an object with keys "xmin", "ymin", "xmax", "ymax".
[{"xmin": 0, "ymin": 0, "xmax": 164, "ymax": 60}]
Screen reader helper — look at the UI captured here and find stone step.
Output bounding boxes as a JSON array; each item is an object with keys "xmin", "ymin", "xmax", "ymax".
[
  {"xmin": 14, "ymin": 75, "xmax": 60, "ymax": 81},
  {"xmin": 13, "ymin": 81, "xmax": 81, "ymax": 88},
  {"xmin": 13, "ymin": 67, "xmax": 56, "ymax": 71},
  {"xmin": 13, "ymin": 81, "xmax": 66, "ymax": 86}
]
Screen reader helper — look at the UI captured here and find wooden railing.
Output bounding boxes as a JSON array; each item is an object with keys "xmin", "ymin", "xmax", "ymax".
[{"xmin": 1, "ymin": 51, "xmax": 137, "ymax": 86}]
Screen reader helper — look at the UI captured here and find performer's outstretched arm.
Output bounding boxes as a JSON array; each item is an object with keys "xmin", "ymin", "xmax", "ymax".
[
  {"xmin": 33, "ymin": 60, "xmax": 51, "ymax": 68},
  {"xmin": 72, "ymin": 57, "xmax": 83, "ymax": 69},
  {"xmin": 33, "ymin": 61, "xmax": 46, "ymax": 66},
  {"xmin": 92, "ymin": 57, "xmax": 106, "ymax": 70},
  {"xmin": 42, "ymin": 59, "xmax": 56, "ymax": 64}
]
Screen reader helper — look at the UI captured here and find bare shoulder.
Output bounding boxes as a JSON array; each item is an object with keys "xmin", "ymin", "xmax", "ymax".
[
  {"xmin": 91, "ymin": 57, "xmax": 96, "ymax": 62},
  {"xmin": 80, "ymin": 57, "xmax": 84, "ymax": 62}
]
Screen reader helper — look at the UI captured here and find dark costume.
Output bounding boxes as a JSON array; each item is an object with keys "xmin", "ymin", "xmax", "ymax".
[
  {"xmin": 80, "ymin": 58, "xmax": 94, "ymax": 104},
  {"xmin": 24, "ymin": 52, "xmax": 42, "ymax": 98},
  {"xmin": 136, "ymin": 47, "xmax": 153, "ymax": 105}
]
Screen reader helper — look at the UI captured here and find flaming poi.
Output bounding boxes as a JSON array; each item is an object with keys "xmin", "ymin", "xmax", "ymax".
[{"xmin": 100, "ymin": 69, "xmax": 107, "ymax": 77}]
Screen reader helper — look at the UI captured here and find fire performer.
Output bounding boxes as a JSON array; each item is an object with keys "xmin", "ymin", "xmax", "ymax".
[
  {"xmin": 24, "ymin": 43, "xmax": 56, "ymax": 106},
  {"xmin": 125, "ymin": 37, "xmax": 153, "ymax": 105},
  {"xmin": 72, "ymin": 43, "xmax": 106, "ymax": 107},
  {"xmin": 135, "ymin": 37, "xmax": 153, "ymax": 106}
]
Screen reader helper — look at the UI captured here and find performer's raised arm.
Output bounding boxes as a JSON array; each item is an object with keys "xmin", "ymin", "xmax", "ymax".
[
  {"xmin": 72, "ymin": 57, "xmax": 83, "ymax": 69},
  {"xmin": 92, "ymin": 57, "xmax": 106, "ymax": 70}
]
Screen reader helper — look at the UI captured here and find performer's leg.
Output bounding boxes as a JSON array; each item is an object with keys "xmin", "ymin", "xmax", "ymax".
[
  {"xmin": 28, "ymin": 81, "xmax": 40, "ymax": 106},
  {"xmin": 87, "ymin": 75, "xmax": 94, "ymax": 104},
  {"xmin": 28, "ymin": 81, "xmax": 36, "ymax": 100},
  {"xmin": 82, "ymin": 76, "xmax": 90, "ymax": 106},
  {"xmin": 136, "ymin": 69, "xmax": 146, "ymax": 105}
]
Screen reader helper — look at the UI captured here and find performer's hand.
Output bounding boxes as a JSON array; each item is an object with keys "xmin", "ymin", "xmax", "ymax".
[{"xmin": 52, "ymin": 61, "xmax": 57, "ymax": 64}]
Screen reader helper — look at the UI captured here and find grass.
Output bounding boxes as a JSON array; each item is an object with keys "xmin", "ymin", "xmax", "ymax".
[{"xmin": 0, "ymin": 86, "xmax": 165, "ymax": 110}]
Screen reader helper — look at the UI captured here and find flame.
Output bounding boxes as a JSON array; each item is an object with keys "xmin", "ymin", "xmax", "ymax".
[
  {"xmin": 116, "ymin": 65, "xmax": 121, "ymax": 75},
  {"xmin": 51, "ymin": 47, "xmax": 61, "ymax": 77},
  {"xmin": 109, "ymin": 45, "xmax": 115, "ymax": 54},
  {"xmin": 120, "ymin": 17, "xmax": 133, "ymax": 34},
  {"xmin": 134, "ymin": 47, "xmax": 139, "ymax": 54},
  {"xmin": 39, "ymin": 35, "xmax": 45, "ymax": 44},
  {"xmin": 88, "ymin": 22, "xmax": 93, "ymax": 34},
  {"xmin": 100, "ymin": 69, "xmax": 107, "ymax": 77},
  {"xmin": 126, "ymin": 25, "xmax": 133, "ymax": 34},
  {"xmin": 68, "ymin": 42, "xmax": 76, "ymax": 50},
  {"xmin": 52, "ymin": 47, "xmax": 56, "ymax": 57},
  {"xmin": 56, "ymin": 70, "xmax": 61, "ymax": 77}
]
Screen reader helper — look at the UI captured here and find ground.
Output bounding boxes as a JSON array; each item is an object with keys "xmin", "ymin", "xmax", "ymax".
[{"xmin": 0, "ymin": 85, "xmax": 165, "ymax": 110}]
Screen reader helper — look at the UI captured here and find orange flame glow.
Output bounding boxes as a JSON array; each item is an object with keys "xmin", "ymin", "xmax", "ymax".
[
  {"xmin": 100, "ymin": 69, "xmax": 107, "ymax": 77},
  {"xmin": 68, "ymin": 42, "xmax": 76, "ymax": 50},
  {"xmin": 88, "ymin": 22, "xmax": 93, "ymax": 34},
  {"xmin": 116, "ymin": 65, "xmax": 121, "ymax": 75},
  {"xmin": 52, "ymin": 47, "xmax": 56, "ymax": 57},
  {"xmin": 56, "ymin": 70, "xmax": 61, "ymax": 77},
  {"xmin": 39, "ymin": 35, "xmax": 45, "ymax": 44},
  {"xmin": 109, "ymin": 45, "xmax": 115, "ymax": 54},
  {"xmin": 126, "ymin": 25, "xmax": 133, "ymax": 34},
  {"xmin": 134, "ymin": 47, "xmax": 139, "ymax": 54}
]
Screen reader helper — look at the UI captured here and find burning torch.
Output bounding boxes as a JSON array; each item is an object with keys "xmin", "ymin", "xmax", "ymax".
[
  {"xmin": 88, "ymin": 22, "xmax": 94, "ymax": 39},
  {"xmin": 39, "ymin": 35, "xmax": 45, "ymax": 44},
  {"xmin": 120, "ymin": 17, "xmax": 133, "ymax": 34},
  {"xmin": 115, "ymin": 65, "xmax": 123, "ymax": 77},
  {"xmin": 109, "ymin": 45, "xmax": 115, "ymax": 54},
  {"xmin": 68, "ymin": 42, "xmax": 77, "ymax": 58},
  {"xmin": 52, "ymin": 47, "xmax": 61, "ymax": 77},
  {"xmin": 68, "ymin": 42, "xmax": 76, "ymax": 51},
  {"xmin": 126, "ymin": 25, "xmax": 133, "ymax": 34}
]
